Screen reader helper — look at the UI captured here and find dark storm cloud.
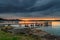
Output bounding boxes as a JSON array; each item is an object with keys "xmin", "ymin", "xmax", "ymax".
[
  {"xmin": 0, "ymin": 0, "xmax": 60, "ymax": 17},
  {"xmin": 0, "ymin": 0, "xmax": 52, "ymax": 12}
]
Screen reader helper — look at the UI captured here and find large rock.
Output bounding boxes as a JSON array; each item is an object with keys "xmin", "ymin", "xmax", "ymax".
[{"xmin": 7, "ymin": 27, "xmax": 32, "ymax": 35}]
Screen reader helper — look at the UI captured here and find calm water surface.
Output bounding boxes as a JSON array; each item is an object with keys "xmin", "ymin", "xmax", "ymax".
[
  {"xmin": 19, "ymin": 25, "xmax": 60, "ymax": 36},
  {"xmin": 36, "ymin": 26, "xmax": 60, "ymax": 36}
]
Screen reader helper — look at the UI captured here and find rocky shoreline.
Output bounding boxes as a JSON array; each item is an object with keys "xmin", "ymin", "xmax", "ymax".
[
  {"xmin": 1, "ymin": 27, "xmax": 60, "ymax": 40},
  {"xmin": 31, "ymin": 28, "xmax": 60, "ymax": 40}
]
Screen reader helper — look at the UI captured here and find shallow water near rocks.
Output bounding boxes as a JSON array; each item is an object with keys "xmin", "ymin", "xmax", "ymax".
[{"xmin": 36, "ymin": 26, "xmax": 60, "ymax": 36}]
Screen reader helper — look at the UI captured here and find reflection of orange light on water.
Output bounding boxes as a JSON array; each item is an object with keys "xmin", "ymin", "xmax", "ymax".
[
  {"xmin": 19, "ymin": 21, "xmax": 35, "ymax": 24},
  {"xmin": 19, "ymin": 21, "xmax": 44, "ymax": 24},
  {"xmin": 52, "ymin": 22, "xmax": 60, "ymax": 26}
]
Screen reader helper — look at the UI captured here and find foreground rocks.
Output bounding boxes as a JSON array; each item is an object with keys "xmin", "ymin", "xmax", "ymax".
[{"xmin": 1, "ymin": 27, "xmax": 60, "ymax": 40}]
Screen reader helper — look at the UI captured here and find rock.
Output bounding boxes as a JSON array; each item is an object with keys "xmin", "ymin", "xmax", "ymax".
[{"xmin": 6, "ymin": 27, "xmax": 32, "ymax": 35}]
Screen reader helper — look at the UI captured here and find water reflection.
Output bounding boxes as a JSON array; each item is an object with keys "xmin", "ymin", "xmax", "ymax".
[
  {"xmin": 52, "ymin": 21, "xmax": 60, "ymax": 26},
  {"xmin": 13, "ymin": 21, "xmax": 60, "ymax": 36},
  {"xmin": 36, "ymin": 25, "xmax": 60, "ymax": 36},
  {"xmin": 36, "ymin": 22, "xmax": 60, "ymax": 36}
]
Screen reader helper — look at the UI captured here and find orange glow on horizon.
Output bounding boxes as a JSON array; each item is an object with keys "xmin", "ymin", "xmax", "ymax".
[
  {"xmin": 19, "ymin": 17, "xmax": 60, "ymax": 25},
  {"xmin": 19, "ymin": 17, "xmax": 60, "ymax": 20}
]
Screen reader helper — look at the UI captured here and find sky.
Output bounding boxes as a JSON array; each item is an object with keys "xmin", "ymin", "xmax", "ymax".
[{"xmin": 0, "ymin": 0, "xmax": 60, "ymax": 18}]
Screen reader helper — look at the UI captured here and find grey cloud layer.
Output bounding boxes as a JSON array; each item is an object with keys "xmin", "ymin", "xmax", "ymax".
[{"xmin": 0, "ymin": 0, "xmax": 60, "ymax": 17}]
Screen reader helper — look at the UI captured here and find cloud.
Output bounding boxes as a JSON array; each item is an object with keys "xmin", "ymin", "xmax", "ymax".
[
  {"xmin": 0, "ymin": 0, "xmax": 60, "ymax": 17},
  {"xmin": 0, "ymin": 0, "xmax": 53, "ymax": 12}
]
